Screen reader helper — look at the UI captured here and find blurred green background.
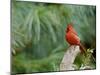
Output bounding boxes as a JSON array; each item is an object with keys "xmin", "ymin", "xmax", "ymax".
[{"xmin": 11, "ymin": 0, "xmax": 96, "ymax": 74}]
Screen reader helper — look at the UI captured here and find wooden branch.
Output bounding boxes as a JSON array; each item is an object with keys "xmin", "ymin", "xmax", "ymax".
[{"xmin": 60, "ymin": 45, "xmax": 80, "ymax": 71}]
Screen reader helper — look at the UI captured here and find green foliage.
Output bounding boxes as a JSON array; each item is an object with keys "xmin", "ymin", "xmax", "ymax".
[
  {"xmin": 11, "ymin": 1, "xmax": 96, "ymax": 74},
  {"xmin": 74, "ymin": 48, "xmax": 96, "ymax": 70}
]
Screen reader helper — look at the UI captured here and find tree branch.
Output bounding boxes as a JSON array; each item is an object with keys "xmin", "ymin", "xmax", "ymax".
[{"xmin": 60, "ymin": 45, "xmax": 80, "ymax": 71}]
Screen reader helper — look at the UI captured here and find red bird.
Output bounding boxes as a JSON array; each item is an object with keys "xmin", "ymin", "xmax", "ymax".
[{"xmin": 65, "ymin": 23, "xmax": 85, "ymax": 53}]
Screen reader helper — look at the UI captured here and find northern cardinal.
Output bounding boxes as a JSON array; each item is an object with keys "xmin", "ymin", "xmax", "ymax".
[{"xmin": 65, "ymin": 23, "xmax": 85, "ymax": 53}]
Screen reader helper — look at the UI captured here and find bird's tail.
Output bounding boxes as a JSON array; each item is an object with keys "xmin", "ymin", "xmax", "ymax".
[{"xmin": 79, "ymin": 43, "xmax": 86, "ymax": 54}]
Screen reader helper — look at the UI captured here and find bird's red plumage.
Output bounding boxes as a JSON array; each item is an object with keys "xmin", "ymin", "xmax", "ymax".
[
  {"xmin": 66, "ymin": 24, "xmax": 80, "ymax": 45},
  {"xmin": 66, "ymin": 32, "xmax": 80, "ymax": 45},
  {"xmin": 65, "ymin": 24, "xmax": 85, "ymax": 53}
]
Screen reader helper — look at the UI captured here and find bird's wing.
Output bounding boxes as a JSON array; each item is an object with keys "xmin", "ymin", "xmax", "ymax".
[{"xmin": 67, "ymin": 32, "xmax": 80, "ymax": 45}]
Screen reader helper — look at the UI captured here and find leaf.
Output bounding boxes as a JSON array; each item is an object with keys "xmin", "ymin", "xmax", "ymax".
[{"xmin": 32, "ymin": 10, "xmax": 41, "ymax": 44}]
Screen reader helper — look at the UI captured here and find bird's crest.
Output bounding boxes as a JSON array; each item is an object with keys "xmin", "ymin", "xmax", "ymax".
[{"xmin": 66, "ymin": 23, "xmax": 73, "ymax": 32}]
